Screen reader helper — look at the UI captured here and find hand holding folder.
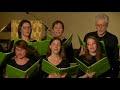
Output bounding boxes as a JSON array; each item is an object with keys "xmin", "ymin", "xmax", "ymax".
[{"xmin": 75, "ymin": 57, "xmax": 110, "ymax": 77}]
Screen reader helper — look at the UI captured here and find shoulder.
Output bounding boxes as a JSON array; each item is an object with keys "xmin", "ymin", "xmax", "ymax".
[
  {"xmin": 40, "ymin": 55, "xmax": 47, "ymax": 60},
  {"xmin": 106, "ymin": 32, "xmax": 118, "ymax": 40},
  {"xmin": 0, "ymin": 44, "xmax": 3, "ymax": 52},
  {"xmin": 85, "ymin": 31, "xmax": 97, "ymax": 36},
  {"xmin": 79, "ymin": 54, "xmax": 86, "ymax": 58},
  {"xmin": 7, "ymin": 55, "xmax": 15, "ymax": 66},
  {"xmin": 39, "ymin": 55, "xmax": 47, "ymax": 63},
  {"xmin": 84, "ymin": 31, "xmax": 97, "ymax": 41},
  {"xmin": 6, "ymin": 52, "xmax": 15, "ymax": 60},
  {"xmin": 62, "ymin": 38, "xmax": 67, "ymax": 43},
  {"xmin": 59, "ymin": 59, "xmax": 70, "ymax": 67},
  {"xmin": 77, "ymin": 55, "xmax": 86, "ymax": 61},
  {"xmin": 29, "ymin": 39, "xmax": 37, "ymax": 42}
]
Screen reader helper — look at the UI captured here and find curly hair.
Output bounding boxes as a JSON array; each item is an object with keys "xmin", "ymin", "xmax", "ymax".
[{"xmin": 84, "ymin": 36, "xmax": 103, "ymax": 61}]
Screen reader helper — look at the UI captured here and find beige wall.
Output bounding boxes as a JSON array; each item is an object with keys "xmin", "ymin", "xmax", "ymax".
[{"xmin": 0, "ymin": 12, "xmax": 120, "ymax": 48}]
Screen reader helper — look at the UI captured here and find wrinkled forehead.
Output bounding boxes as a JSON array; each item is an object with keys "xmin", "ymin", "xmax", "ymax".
[
  {"xmin": 22, "ymin": 22, "xmax": 31, "ymax": 27},
  {"xmin": 96, "ymin": 19, "xmax": 106, "ymax": 24}
]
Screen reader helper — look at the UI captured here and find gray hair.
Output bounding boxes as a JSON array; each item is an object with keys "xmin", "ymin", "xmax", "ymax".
[{"xmin": 95, "ymin": 13, "xmax": 109, "ymax": 25}]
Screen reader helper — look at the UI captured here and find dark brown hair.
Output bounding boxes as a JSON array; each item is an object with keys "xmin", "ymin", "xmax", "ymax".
[
  {"xmin": 46, "ymin": 37, "xmax": 66, "ymax": 59},
  {"xmin": 14, "ymin": 40, "xmax": 29, "ymax": 57},
  {"xmin": 52, "ymin": 20, "xmax": 64, "ymax": 31},
  {"xmin": 84, "ymin": 36, "xmax": 103, "ymax": 61},
  {"xmin": 18, "ymin": 19, "xmax": 32, "ymax": 39}
]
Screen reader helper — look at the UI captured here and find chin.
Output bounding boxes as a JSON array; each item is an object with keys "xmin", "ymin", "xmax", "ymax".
[
  {"xmin": 25, "ymin": 33, "xmax": 30, "ymax": 36},
  {"xmin": 18, "ymin": 56, "xmax": 25, "ymax": 59},
  {"xmin": 54, "ymin": 51, "xmax": 59, "ymax": 54},
  {"xmin": 99, "ymin": 31, "xmax": 105, "ymax": 34},
  {"xmin": 90, "ymin": 50, "xmax": 96, "ymax": 53}
]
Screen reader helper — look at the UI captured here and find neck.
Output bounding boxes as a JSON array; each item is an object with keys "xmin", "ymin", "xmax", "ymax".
[
  {"xmin": 48, "ymin": 53, "xmax": 62, "ymax": 65},
  {"xmin": 54, "ymin": 35, "xmax": 64, "ymax": 40},
  {"xmin": 51, "ymin": 53, "xmax": 60, "ymax": 58},
  {"xmin": 22, "ymin": 35, "xmax": 30, "ymax": 42},
  {"xmin": 15, "ymin": 56, "xmax": 29, "ymax": 65},
  {"xmin": 59, "ymin": 36, "xmax": 65, "ymax": 40},
  {"xmin": 97, "ymin": 31, "xmax": 106, "ymax": 37},
  {"xmin": 89, "ymin": 52, "xmax": 96, "ymax": 56}
]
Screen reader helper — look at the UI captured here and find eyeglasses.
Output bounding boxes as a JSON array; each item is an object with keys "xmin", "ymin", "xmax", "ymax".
[{"xmin": 96, "ymin": 24, "xmax": 106, "ymax": 27}]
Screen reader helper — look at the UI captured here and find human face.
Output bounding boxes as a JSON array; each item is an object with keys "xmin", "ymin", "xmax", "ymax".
[
  {"xmin": 15, "ymin": 46, "xmax": 26, "ymax": 59},
  {"xmin": 53, "ymin": 23, "xmax": 64, "ymax": 38},
  {"xmin": 50, "ymin": 40, "xmax": 61, "ymax": 55},
  {"xmin": 21, "ymin": 22, "xmax": 31, "ymax": 38},
  {"xmin": 96, "ymin": 19, "xmax": 108, "ymax": 37},
  {"xmin": 87, "ymin": 38, "xmax": 97, "ymax": 54}
]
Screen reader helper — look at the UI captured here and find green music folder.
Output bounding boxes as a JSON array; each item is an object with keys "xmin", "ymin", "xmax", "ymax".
[
  {"xmin": 13, "ymin": 39, "xmax": 36, "ymax": 46},
  {"xmin": 0, "ymin": 52, "xmax": 7, "ymax": 66},
  {"xmin": 35, "ymin": 40, "xmax": 50, "ymax": 56},
  {"xmin": 42, "ymin": 59, "xmax": 79, "ymax": 75},
  {"xmin": 46, "ymin": 33, "xmax": 53, "ymax": 40},
  {"xmin": 99, "ymin": 41, "xmax": 107, "ymax": 56},
  {"xmin": 63, "ymin": 34, "xmax": 73, "ymax": 47},
  {"xmin": 77, "ymin": 34, "xmax": 85, "ymax": 46},
  {"xmin": 75, "ymin": 57, "xmax": 110, "ymax": 77},
  {"xmin": 6, "ymin": 60, "xmax": 40, "ymax": 78}
]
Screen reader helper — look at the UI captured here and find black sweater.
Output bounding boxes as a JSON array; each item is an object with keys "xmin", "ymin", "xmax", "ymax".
[
  {"xmin": 5, "ymin": 53, "xmax": 36, "ymax": 70},
  {"xmin": 77, "ymin": 55, "xmax": 97, "ymax": 77},
  {"xmin": 62, "ymin": 38, "xmax": 74, "ymax": 63}
]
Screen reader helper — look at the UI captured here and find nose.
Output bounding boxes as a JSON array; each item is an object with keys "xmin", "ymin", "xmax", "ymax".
[
  {"xmin": 26, "ymin": 27, "xmax": 30, "ymax": 31},
  {"xmin": 57, "ymin": 28, "xmax": 62, "ymax": 31},
  {"xmin": 99, "ymin": 25, "xmax": 102, "ymax": 28},
  {"xmin": 89, "ymin": 44, "xmax": 93, "ymax": 48},
  {"xmin": 56, "ymin": 29, "xmax": 60, "ymax": 33},
  {"xmin": 97, "ymin": 24, "xmax": 105, "ymax": 29},
  {"xmin": 54, "ymin": 45, "xmax": 58, "ymax": 48}
]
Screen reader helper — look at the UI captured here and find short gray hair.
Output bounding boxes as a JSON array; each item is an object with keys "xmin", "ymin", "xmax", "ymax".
[{"xmin": 95, "ymin": 13, "xmax": 109, "ymax": 25}]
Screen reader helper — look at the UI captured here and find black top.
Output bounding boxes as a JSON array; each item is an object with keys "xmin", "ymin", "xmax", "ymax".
[
  {"xmin": 0, "ymin": 44, "xmax": 3, "ymax": 52},
  {"xmin": 77, "ymin": 55, "xmax": 97, "ymax": 77},
  {"xmin": 78, "ymin": 55, "xmax": 97, "ymax": 67},
  {"xmin": 0, "ymin": 52, "xmax": 39, "ymax": 78},
  {"xmin": 39, "ymin": 56, "xmax": 70, "ymax": 78},
  {"xmin": 6, "ymin": 53, "xmax": 36, "ymax": 71},
  {"xmin": 84, "ymin": 31, "xmax": 119, "ymax": 78},
  {"xmin": 62, "ymin": 38, "xmax": 74, "ymax": 63}
]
